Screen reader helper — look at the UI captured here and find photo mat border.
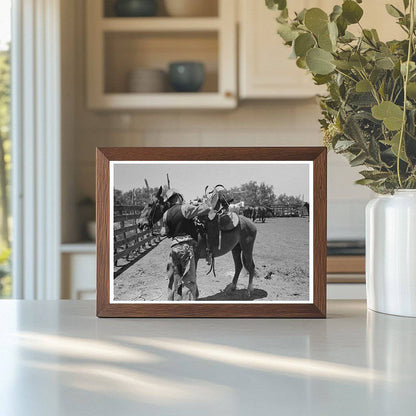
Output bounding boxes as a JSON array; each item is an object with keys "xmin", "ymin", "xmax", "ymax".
[
  {"xmin": 97, "ymin": 147, "xmax": 327, "ymax": 318},
  {"xmin": 109, "ymin": 161, "xmax": 314, "ymax": 305}
]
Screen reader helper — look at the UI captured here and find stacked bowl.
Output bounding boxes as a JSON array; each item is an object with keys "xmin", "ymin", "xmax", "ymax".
[{"xmin": 127, "ymin": 68, "xmax": 167, "ymax": 93}]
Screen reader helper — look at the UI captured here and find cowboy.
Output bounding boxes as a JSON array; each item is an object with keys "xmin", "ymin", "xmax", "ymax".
[
  {"xmin": 162, "ymin": 194, "xmax": 211, "ymax": 301},
  {"xmin": 162, "ymin": 186, "xmax": 230, "ymax": 300}
]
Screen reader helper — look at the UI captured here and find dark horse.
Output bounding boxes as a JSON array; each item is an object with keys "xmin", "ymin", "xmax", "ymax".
[{"xmin": 138, "ymin": 187, "xmax": 257, "ymax": 299}]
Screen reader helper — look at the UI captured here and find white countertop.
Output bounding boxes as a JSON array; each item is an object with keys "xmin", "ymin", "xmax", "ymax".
[{"xmin": 0, "ymin": 300, "xmax": 415, "ymax": 416}]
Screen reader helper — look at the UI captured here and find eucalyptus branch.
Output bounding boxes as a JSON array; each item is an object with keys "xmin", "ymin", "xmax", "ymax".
[
  {"xmin": 397, "ymin": 0, "xmax": 415, "ymax": 187},
  {"xmin": 267, "ymin": 0, "xmax": 416, "ymax": 193}
]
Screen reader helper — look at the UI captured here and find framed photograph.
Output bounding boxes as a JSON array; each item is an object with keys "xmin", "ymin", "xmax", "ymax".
[{"xmin": 96, "ymin": 147, "xmax": 327, "ymax": 318}]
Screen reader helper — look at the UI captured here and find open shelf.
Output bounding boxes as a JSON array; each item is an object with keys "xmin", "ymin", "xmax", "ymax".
[
  {"xmin": 90, "ymin": 92, "xmax": 235, "ymax": 109},
  {"xmin": 104, "ymin": 31, "xmax": 219, "ymax": 94},
  {"xmin": 101, "ymin": 17, "xmax": 221, "ymax": 32},
  {"xmin": 86, "ymin": 0, "xmax": 236, "ymax": 109}
]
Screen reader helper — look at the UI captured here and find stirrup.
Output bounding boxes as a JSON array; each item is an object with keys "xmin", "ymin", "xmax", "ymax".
[{"xmin": 206, "ymin": 249, "xmax": 213, "ymax": 266}]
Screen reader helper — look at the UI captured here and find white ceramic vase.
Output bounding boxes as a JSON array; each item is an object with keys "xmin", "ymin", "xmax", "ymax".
[{"xmin": 366, "ymin": 190, "xmax": 416, "ymax": 317}]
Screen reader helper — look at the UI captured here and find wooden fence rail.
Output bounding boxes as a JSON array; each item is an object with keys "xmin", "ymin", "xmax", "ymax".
[{"xmin": 113, "ymin": 204, "xmax": 164, "ymax": 278}]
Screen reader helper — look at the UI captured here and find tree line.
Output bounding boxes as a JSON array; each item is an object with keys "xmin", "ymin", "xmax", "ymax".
[
  {"xmin": 229, "ymin": 181, "xmax": 304, "ymax": 207},
  {"xmin": 114, "ymin": 180, "xmax": 305, "ymax": 208}
]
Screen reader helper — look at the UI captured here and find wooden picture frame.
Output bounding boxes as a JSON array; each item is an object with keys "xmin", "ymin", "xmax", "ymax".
[{"xmin": 96, "ymin": 147, "xmax": 327, "ymax": 318}]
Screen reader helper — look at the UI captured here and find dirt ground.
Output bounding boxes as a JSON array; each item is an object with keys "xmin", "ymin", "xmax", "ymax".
[{"xmin": 114, "ymin": 217, "xmax": 310, "ymax": 302}]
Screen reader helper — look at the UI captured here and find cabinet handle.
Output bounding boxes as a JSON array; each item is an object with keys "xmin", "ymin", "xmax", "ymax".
[{"xmin": 225, "ymin": 91, "xmax": 234, "ymax": 98}]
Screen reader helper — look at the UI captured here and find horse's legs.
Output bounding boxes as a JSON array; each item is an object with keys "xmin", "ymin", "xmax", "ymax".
[
  {"xmin": 240, "ymin": 227, "xmax": 257, "ymax": 297},
  {"xmin": 194, "ymin": 256, "xmax": 200, "ymax": 299},
  {"xmin": 182, "ymin": 257, "xmax": 198, "ymax": 300},
  {"xmin": 225, "ymin": 244, "xmax": 243, "ymax": 295},
  {"xmin": 242, "ymin": 253, "xmax": 256, "ymax": 297},
  {"xmin": 167, "ymin": 255, "xmax": 175, "ymax": 301}
]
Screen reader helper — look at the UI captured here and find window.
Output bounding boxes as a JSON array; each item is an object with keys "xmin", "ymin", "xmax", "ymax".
[{"xmin": 0, "ymin": 0, "xmax": 11, "ymax": 298}]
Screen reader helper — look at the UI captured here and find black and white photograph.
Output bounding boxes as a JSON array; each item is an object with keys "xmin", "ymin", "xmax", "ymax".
[{"xmin": 110, "ymin": 161, "xmax": 313, "ymax": 303}]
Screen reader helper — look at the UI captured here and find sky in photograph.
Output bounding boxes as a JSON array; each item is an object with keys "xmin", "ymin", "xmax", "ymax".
[
  {"xmin": 113, "ymin": 162, "xmax": 310, "ymax": 202},
  {"xmin": 0, "ymin": 0, "xmax": 11, "ymax": 50}
]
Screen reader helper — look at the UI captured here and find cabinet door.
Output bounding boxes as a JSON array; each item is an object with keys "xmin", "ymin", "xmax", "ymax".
[
  {"xmin": 239, "ymin": 0, "xmax": 322, "ymax": 99},
  {"xmin": 239, "ymin": 0, "xmax": 405, "ymax": 99}
]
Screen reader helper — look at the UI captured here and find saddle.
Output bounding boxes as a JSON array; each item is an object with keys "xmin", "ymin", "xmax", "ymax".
[
  {"xmin": 198, "ymin": 185, "xmax": 240, "ymax": 275},
  {"xmin": 206, "ymin": 208, "xmax": 239, "ymax": 251}
]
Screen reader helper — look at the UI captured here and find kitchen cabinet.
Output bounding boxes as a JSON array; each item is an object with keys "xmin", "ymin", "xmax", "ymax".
[
  {"xmin": 86, "ymin": 0, "xmax": 237, "ymax": 109},
  {"xmin": 61, "ymin": 244, "xmax": 96, "ymax": 300},
  {"xmin": 239, "ymin": 0, "xmax": 325, "ymax": 99}
]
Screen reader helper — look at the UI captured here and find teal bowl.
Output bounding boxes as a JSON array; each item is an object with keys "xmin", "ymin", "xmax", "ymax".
[
  {"xmin": 169, "ymin": 62, "xmax": 205, "ymax": 93},
  {"xmin": 114, "ymin": 0, "xmax": 158, "ymax": 17}
]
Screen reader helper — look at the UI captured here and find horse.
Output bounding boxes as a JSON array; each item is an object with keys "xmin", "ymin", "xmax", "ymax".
[{"xmin": 138, "ymin": 187, "xmax": 257, "ymax": 299}]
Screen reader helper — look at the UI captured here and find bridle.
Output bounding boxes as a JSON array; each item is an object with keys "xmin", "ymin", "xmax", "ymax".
[
  {"xmin": 148, "ymin": 199, "xmax": 165, "ymax": 233},
  {"xmin": 147, "ymin": 191, "xmax": 184, "ymax": 233}
]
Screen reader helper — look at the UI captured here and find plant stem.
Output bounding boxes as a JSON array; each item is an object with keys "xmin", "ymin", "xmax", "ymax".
[
  {"xmin": 334, "ymin": 68, "xmax": 357, "ymax": 83},
  {"xmin": 397, "ymin": 0, "xmax": 415, "ymax": 188}
]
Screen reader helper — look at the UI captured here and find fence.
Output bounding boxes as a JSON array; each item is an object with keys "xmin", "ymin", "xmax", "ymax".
[{"xmin": 113, "ymin": 205, "xmax": 164, "ymax": 278}]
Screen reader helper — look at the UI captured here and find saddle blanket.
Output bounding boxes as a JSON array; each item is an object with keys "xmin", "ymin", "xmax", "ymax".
[{"xmin": 218, "ymin": 211, "xmax": 240, "ymax": 231}]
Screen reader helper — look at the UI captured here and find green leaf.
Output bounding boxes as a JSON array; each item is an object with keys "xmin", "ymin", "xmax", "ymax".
[
  {"xmin": 296, "ymin": 57, "xmax": 307, "ymax": 69},
  {"xmin": 306, "ymin": 48, "xmax": 335, "ymax": 75},
  {"xmin": 318, "ymin": 32, "xmax": 333, "ymax": 52},
  {"xmin": 313, "ymin": 74, "xmax": 332, "ymax": 85},
  {"xmin": 350, "ymin": 152, "xmax": 368, "ymax": 167},
  {"xmin": 385, "ymin": 4, "xmax": 403, "ymax": 18},
  {"xmin": 328, "ymin": 21, "xmax": 338, "ymax": 45},
  {"xmin": 355, "ymin": 178, "xmax": 377, "ymax": 185},
  {"xmin": 401, "ymin": 61, "xmax": 416, "ymax": 76},
  {"xmin": 362, "ymin": 29, "xmax": 375, "ymax": 44},
  {"xmin": 336, "ymin": 15, "xmax": 348, "ymax": 36},
  {"xmin": 294, "ymin": 33, "xmax": 315, "ymax": 57},
  {"xmin": 304, "ymin": 8, "xmax": 329, "ymax": 35},
  {"xmin": 375, "ymin": 56, "xmax": 395, "ymax": 70},
  {"xmin": 372, "ymin": 101, "xmax": 404, "ymax": 130},
  {"xmin": 266, "ymin": 0, "xmax": 287, "ymax": 11},
  {"xmin": 350, "ymin": 53, "xmax": 368, "ymax": 69},
  {"xmin": 403, "ymin": 0, "xmax": 410, "ymax": 9},
  {"xmin": 371, "ymin": 29, "xmax": 380, "ymax": 42},
  {"xmin": 382, "ymin": 132, "xmax": 409, "ymax": 162},
  {"xmin": 277, "ymin": 23, "xmax": 299, "ymax": 42},
  {"xmin": 342, "ymin": 0, "xmax": 363, "ymax": 24},
  {"xmin": 359, "ymin": 170, "xmax": 391, "ymax": 180},
  {"xmin": 344, "ymin": 114, "xmax": 368, "ymax": 147},
  {"xmin": 349, "ymin": 92, "xmax": 376, "ymax": 107},
  {"xmin": 369, "ymin": 136, "xmax": 381, "ymax": 162},
  {"xmin": 339, "ymin": 31, "xmax": 356, "ymax": 42},
  {"xmin": 330, "ymin": 5, "xmax": 343, "ymax": 22},
  {"xmin": 280, "ymin": 8, "xmax": 289, "ymax": 19},
  {"xmin": 407, "ymin": 82, "xmax": 416, "ymax": 99},
  {"xmin": 333, "ymin": 59, "xmax": 353, "ymax": 70},
  {"xmin": 356, "ymin": 79, "xmax": 372, "ymax": 92},
  {"xmin": 295, "ymin": 8, "xmax": 307, "ymax": 22},
  {"xmin": 334, "ymin": 139, "xmax": 355, "ymax": 152}
]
